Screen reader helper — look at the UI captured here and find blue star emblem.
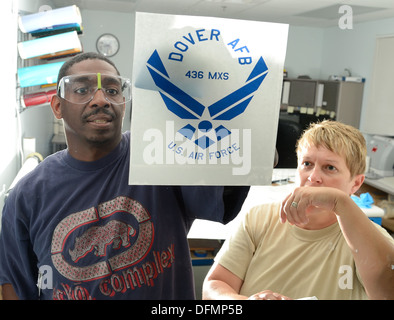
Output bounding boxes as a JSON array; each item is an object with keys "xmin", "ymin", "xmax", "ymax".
[{"xmin": 146, "ymin": 50, "xmax": 268, "ymax": 149}]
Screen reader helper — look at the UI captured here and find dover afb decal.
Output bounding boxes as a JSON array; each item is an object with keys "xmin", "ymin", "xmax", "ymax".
[{"xmin": 130, "ymin": 12, "xmax": 288, "ymax": 185}]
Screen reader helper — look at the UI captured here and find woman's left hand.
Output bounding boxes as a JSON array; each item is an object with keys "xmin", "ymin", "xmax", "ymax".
[{"xmin": 279, "ymin": 186, "xmax": 344, "ymax": 226}]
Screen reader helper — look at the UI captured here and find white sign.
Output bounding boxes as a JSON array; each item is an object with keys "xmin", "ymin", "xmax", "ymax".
[{"xmin": 130, "ymin": 12, "xmax": 288, "ymax": 185}]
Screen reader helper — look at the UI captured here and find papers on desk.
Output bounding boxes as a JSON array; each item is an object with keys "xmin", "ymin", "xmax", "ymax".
[
  {"xmin": 189, "ymin": 169, "xmax": 296, "ymax": 239},
  {"xmin": 365, "ymin": 176, "xmax": 394, "ymax": 197},
  {"xmin": 188, "ymin": 181, "xmax": 297, "ymax": 240},
  {"xmin": 380, "ymin": 176, "xmax": 394, "ymax": 189},
  {"xmin": 297, "ymin": 296, "xmax": 318, "ymax": 300},
  {"xmin": 272, "ymin": 168, "xmax": 296, "ymax": 184}
]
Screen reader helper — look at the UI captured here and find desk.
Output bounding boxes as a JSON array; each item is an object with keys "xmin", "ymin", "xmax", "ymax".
[
  {"xmin": 365, "ymin": 177, "xmax": 394, "ymax": 196},
  {"xmin": 188, "ymin": 183, "xmax": 297, "ymax": 240},
  {"xmin": 363, "ymin": 177, "xmax": 394, "ymax": 233},
  {"xmin": 188, "ymin": 169, "xmax": 297, "ymax": 240}
]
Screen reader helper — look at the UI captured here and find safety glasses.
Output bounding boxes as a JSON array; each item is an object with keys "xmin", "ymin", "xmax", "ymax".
[{"xmin": 58, "ymin": 73, "xmax": 131, "ymax": 105}]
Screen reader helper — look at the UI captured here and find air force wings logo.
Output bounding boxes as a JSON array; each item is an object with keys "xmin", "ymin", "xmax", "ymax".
[{"xmin": 146, "ymin": 50, "xmax": 268, "ymax": 149}]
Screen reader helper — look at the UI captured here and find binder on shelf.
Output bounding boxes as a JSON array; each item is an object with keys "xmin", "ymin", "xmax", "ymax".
[
  {"xmin": 22, "ymin": 89, "xmax": 57, "ymax": 107},
  {"xmin": 282, "ymin": 81, "xmax": 290, "ymax": 104},
  {"xmin": 17, "ymin": 61, "xmax": 64, "ymax": 88},
  {"xmin": 18, "ymin": 31, "xmax": 82, "ymax": 60},
  {"xmin": 31, "ymin": 25, "xmax": 83, "ymax": 38},
  {"xmin": 18, "ymin": 5, "xmax": 82, "ymax": 35},
  {"xmin": 315, "ymin": 83, "xmax": 324, "ymax": 107},
  {"xmin": 38, "ymin": 48, "xmax": 81, "ymax": 60}
]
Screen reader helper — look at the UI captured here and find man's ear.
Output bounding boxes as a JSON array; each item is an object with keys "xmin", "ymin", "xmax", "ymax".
[
  {"xmin": 350, "ymin": 174, "xmax": 365, "ymax": 195},
  {"xmin": 50, "ymin": 95, "xmax": 63, "ymax": 120},
  {"xmin": 122, "ymin": 100, "xmax": 126, "ymax": 118}
]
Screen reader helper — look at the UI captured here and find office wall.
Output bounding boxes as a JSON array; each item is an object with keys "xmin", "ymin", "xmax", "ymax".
[
  {"xmin": 285, "ymin": 26, "xmax": 324, "ymax": 79},
  {"xmin": 80, "ymin": 10, "xmax": 324, "ymax": 80},
  {"xmin": 320, "ymin": 17, "xmax": 394, "ymax": 132},
  {"xmin": 79, "ymin": 9, "xmax": 135, "ymax": 132}
]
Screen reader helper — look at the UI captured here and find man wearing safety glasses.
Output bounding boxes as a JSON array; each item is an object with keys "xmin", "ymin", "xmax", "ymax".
[
  {"xmin": 53, "ymin": 57, "xmax": 131, "ymax": 161},
  {"xmin": 0, "ymin": 52, "xmax": 249, "ymax": 300}
]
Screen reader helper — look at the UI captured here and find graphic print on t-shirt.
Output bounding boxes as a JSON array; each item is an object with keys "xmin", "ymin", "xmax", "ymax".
[
  {"xmin": 68, "ymin": 219, "xmax": 137, "ymax": 263},
  {"xmin": 49, "ymin": 196, "xmax": 173, "ymax": 299}
]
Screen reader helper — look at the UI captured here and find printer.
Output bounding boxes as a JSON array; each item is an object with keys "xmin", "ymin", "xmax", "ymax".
[{"xmin": 365, "ymin": 134, "xmax": 394, "ymax": 179}]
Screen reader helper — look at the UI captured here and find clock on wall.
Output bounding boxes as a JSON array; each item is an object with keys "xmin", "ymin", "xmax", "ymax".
[{"xmin": 96, "ymin": 33, "xmax": 120, "ymax": 57}]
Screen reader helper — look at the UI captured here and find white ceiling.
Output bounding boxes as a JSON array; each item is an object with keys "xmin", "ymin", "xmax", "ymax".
[{"xmin": 51, "ymin": 0, "xmax": 394, "ymax": 27}]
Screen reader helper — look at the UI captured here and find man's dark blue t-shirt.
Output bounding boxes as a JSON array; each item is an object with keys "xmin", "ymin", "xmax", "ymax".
[{"xmin": 0, "ymin": 132, "xmax": 248, "ymax": 300}]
